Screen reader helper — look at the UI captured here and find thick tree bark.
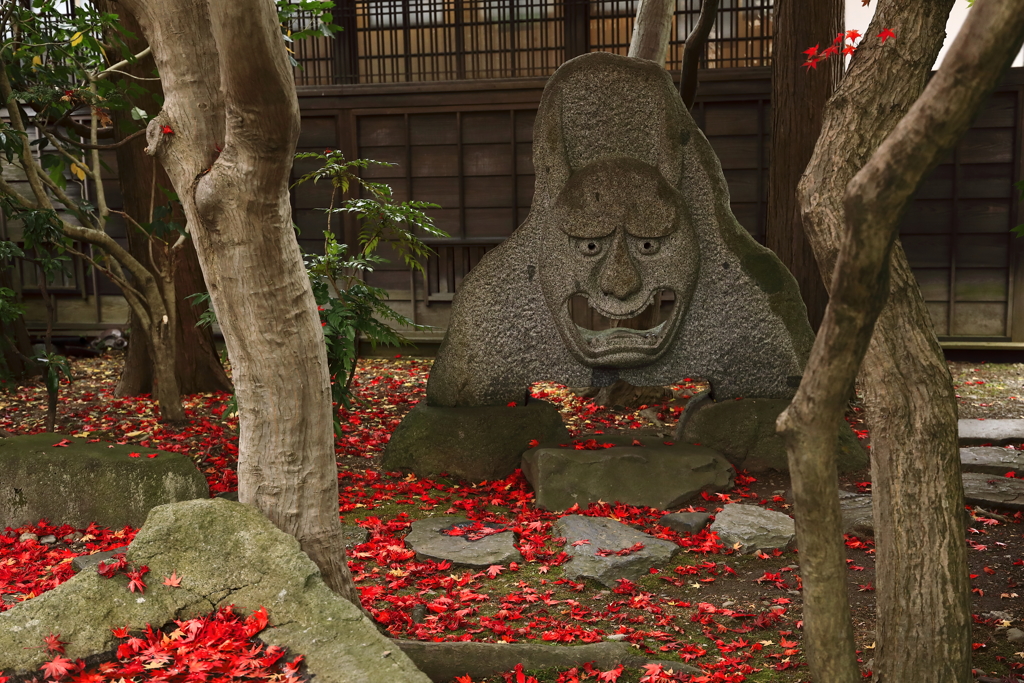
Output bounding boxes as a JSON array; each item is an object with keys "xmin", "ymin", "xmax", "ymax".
[
  {"xmin": 95, "ymin": 2, "xmax": 231, "ymax": 398},
  {"xmin": 790, "ymin": 1, "xmax": 1024, "ymax": 681},
  {"xmin": 628, "ymin": 0, "xmax": 675, "ymax": 64},
  {"xmin": 765, "ymin": 0, "xmax": 839, "ymax": 331},
  {"xmin": 119, "ymin": 0, "xmax": 360, "ymax": 605}
]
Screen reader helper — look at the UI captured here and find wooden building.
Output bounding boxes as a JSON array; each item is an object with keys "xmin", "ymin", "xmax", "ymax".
[{"xmin": 6, "ymin": 0, "xmax": 1024, "ymax": 351}]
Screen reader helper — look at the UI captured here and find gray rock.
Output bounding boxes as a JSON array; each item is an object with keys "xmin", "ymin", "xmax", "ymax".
[
  {"xmin": 678, "ymin": 398, "xmax": 868, "ymax": 473},
  {"xmin": 39, "ymin": 535, "xmax": 56, "ymax": 544},
  {"xmin": 17, "ymin": 532, "xmax": 38, "ymax": 543},
  {"xmin": 1007, "ymin": 628, "xmax": 1024, "ymax": 644},
  {"xmin": 961, "ymin": 447, "xmax": 1024, "ymax": 476},
  {"xmin": 838, "ymin": 491, "xmax": 874, "ymax": 538},
  {"xmin": 555, "ymin": 515, "xmax": 679, "ymax": 587},
  {"xmin": 962, "ymin": 472, "xmax": 1024, "ymax": 509},
  {"xmin": 405, "ymin": 516, "xmax": 521, "ymax": 567},
  {"xmin": 341, "ymin": 525, "xmax": 370, "ymax": 548},
  {"xmin": 959, "ymin": 419, "xmax": 1024, "ymax": 447},
  {"xmin": 660, "ymin": 511, "xmax": 712, "ymax": 534},
  {"xmin": 522, "ymin": 435, "xmax": 733, "ymax": 511},
  {"xmin": 422, "ymin": 52, "xmax": 813, "ymax": 411},
  {"xmin": 394, "ymin": 640, "xmax": 703, "ymax": 682},
  {"xmin": 0, "ymin": 434, "xmax": 208, "ymax": 529},
  {"xmin": 71, "ymin": 549, "xmax": 124, "ymax": 574},
  {"xmin": 382, "ymin": 400, "xmax": 569, "ymax": 482},
  {"xmin": 0, "ymin": 498, "xmax": 430, "ymax": 682},
  {"xmin": 710, "ymin": 504, "xmax": 796, "ymax": 554}
]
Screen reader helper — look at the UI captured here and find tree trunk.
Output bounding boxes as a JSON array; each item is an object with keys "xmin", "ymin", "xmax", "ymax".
[
  {"xmin": 765, "ymin": 0, "xmax": 839, "ymax": 331},
  {"xmin": 97, "ymin": 2, "xmax": 231, "ymax": 398},
  {"xmin": 628, "ymin": 0, "xmax": 675, "ymax": 64},
  {"xmin": 119, "ymin": 0, "xmax": 360, "ymax": 605},
  {"xmin": 0, "ymin": 267, "xmax": 35, "ymax": 381},
  {"xmin": 794, "ymin": 1, "xmax": 1024, "ymax": 680}
]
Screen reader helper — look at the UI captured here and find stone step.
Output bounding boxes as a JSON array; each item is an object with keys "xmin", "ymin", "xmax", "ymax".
[{"xmin": 959, "ymin": 419, "xmax": 1024, "ymax": 447}]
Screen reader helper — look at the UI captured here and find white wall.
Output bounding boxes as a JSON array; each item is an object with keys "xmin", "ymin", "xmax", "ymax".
[{"xmin": 845, "ymin": 0, "xmax": 1024, "ymax": 69}]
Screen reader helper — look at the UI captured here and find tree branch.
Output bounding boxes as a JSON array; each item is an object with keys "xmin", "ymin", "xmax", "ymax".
[
  {"xmin": 46, "ymin": 126, "xmax": 146, "ymax": 151},
  {"xmin": 95, "ymin": 46, "xmax": 153, "ymax": 80},
  {"xmin": 778, "ymin": 1, "xmax": 1024, "ymax": 681},
  {"xmin": 678, "ymin": 0, "xmax": 719, "ymax": 109}
]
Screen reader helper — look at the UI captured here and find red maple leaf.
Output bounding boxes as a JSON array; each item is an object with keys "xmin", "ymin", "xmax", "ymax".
[
  {"xmin": 845, "ymin": 29, "xmax": 862, "ymax": 42},
  {"xmin": 486, "ymin": 564, "xmax": 504, "ymax": 578},
  {"xmin": 802, "ymin": 58, "xmax": 820, "ymax": 71},
  {"xmin": 52, "ymin": 439, "xmax": 71, "ymax": 447},
  {"xmin": 842, "ymin": 44, "xmax": 858, "ymax": 57},
  {"xmin": 802, "ymin": 44, "xmax": 819, "ymax": 57},
  {"xmin": 877, "ymin": 27, "xmax": 896, "ymax": 43},
  {"xmin": 161, "ymin": 125, "xmax": 174, "ymax": 135},
  {"xmin": 39, "ymin": 655, "xmax": 74, "ymax": 680},
  {"xmin": 595, "ymin": 664, "xmax": 624, "ymax": 682},
  {"xmin": 162, "ymin": 571, "xmax": 181, "ymax": 587},
  {"xmin": 244, "ymin": 606, "xmax": 269, "ymax": 636},
  {"xmin": 43, "ymin": 633, "xmax": 66, "ymax": 654}
]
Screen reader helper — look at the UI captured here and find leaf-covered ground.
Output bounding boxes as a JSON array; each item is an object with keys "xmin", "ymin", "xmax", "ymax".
[{"xmin": 1, "ymin": 354, "xmax": 1023, "ymax": 682}]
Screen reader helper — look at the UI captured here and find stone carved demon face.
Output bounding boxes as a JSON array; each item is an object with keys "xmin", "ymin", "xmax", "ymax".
[{"xmin": 540, "ymin": 157, "xmax": 699, "ymax": 368}]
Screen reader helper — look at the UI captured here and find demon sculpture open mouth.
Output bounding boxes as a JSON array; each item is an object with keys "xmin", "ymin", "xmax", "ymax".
[{"xmin": 540, "ymin": 157, "xmax": 700, "ymax": 368}]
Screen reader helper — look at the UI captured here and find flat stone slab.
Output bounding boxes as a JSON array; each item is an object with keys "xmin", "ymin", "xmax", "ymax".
[
  {"xmin": 961, "ymin": 447, "xmax": 1024, "ymax": 476},
  {"xmin": 405, "ymin": 517, "xmax": 521, "ymax": 567},
  {"xmin": 959, "ymin": 419, "xmax": 1024, "ymax": 447},
  {"xmin": 522, "ymin": 435, "xmax": 734, "ymax": 511},
  {"xmin": 554, "ymin": 515, "xmax": 679, "ymax": 587},
  {"xmin": 710, "ymin": 504, "xmax": 795, "ymax": 554},
  {"xmin": 838, "ymin": 491, "xmax": 874, "ymax": 538},
  {"xmin": 660, "ymin": 511, "xmax": 712, "ymax": 534},
  {"xmin": 0, "ymin": 499, "xmax": 430, "ymax": 682},
  {"xmin": 0, "ymin": 434, "xmax": 209, "ymax": 529},
  {"xmin": 962, "ymin": 473, "xmax": 1024, "ymax": 510}
]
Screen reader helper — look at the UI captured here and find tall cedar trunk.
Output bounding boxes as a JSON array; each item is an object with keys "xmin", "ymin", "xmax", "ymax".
[
  {"xmin": 795, "ymin": 1, "xmax": 996, "ymax": 680},
  {"xmin": 765, "ymin": 0, "xmax": 838, "ymax": 331},
  {"xmin": 97, "ymin": 3, "xmax": 231, "ymax": 398},
  {"xmin": 119, "ymin": 0, "xmax": 361, "ymax": 605},
  {"xmin": 628, "ymin": 0, "xmax": 675, "ymax": 65}
]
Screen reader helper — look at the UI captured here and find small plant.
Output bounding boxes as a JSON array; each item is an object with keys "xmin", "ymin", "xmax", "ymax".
[
  {"xmin": 293, "ymin": 151, "xmax": 447, "ymax": 424},
  {"xmin": 36, "ymin": 350, "xmax": 72, "ymax": 432}
]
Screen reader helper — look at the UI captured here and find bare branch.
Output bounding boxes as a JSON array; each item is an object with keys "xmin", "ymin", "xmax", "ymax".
[
  {"xmin": 46, "ymin": 126, "xmax": 146, "ymax": 151},
  {"xmin": 95, "ymin": 46, "xmax": 153, "ymax": 80},
  {"xmin": 679, "ymin": 0, "xmax": 720, "ymax": 109},
  {"xmin": 38, "ymin": 128, "xmax": 95, "ymax": 181}
]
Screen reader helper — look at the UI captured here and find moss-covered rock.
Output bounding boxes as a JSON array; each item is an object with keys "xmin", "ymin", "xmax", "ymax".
[
  {"xmin": 0, "ymin": 434, "xmax": 208, "ymax": 529},
  {"xmin": 0, "ymin": 498, "xmax": 430, "ymax": 682},
  {"xmin": 381, "ymin": 400, "xmax": 570, "ymax": 482},
  {"xmin": 679, "ymin": 398, "xmax": 868, "ymax": 473}
]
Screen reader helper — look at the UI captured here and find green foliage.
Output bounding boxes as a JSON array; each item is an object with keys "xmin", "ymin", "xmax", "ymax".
[
  {"xmin": 277, "ymin": 0, "xmax": 342, "ymax": 67},
  {"xmin": 1012, "ymin": 180, "xmax": 1024, "ymax": 237},
  {"xmin": 0, "ymin": 286, "xmax": 25, "ymax": 325},
  {"xmin": 185, "ymin": 292, "xmax": 219, "ymax": 330},
  {"xmin": 36, "ymin": 350, "xmax": 72, "ymax": 399},
  {"xmin": 294, "ymin": 152, "xmax": 448, "ymax": 421}
]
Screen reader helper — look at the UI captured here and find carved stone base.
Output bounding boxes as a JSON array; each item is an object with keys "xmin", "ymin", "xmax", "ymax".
[{"xmin": 381, "ymin": 400, "xmax": 570, "ymax": 482}]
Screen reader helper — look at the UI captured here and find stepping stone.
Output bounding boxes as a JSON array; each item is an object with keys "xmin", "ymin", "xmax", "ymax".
[
  {"xmin": 961, "ymin": 447, "xmax": 1024, "ymax": 476},
  {"xmin": 838, "ymin": 491, "xmax": 874, "ymax": 538},
  {"xmin": 555, "ymin": 515, "xmax": 679, "ymax": 588},
  {"xmin": 962, "ymin": 473, "xmax": 1024, "ymax": 510},
  {"xmin": 522, "ymin": 436, "xmax": 734, "ymax": 512},
  {"xmin": 71, "ymin": 549, "xmax": 123, "ymax": 574},
  {"xmin": 710, "ymin": 504, "xmax": 795, "ymax": 554},
  {"xmin": 660, "ymin": 511, "xmax": 712, "ymax": 534},
  {"xmin": 404, "ymin": 517, "xmax": 520, "ymax": 568},
  {"xmin": 959, "ymin": 419, "xmax": 1024, "ymax": 447}
]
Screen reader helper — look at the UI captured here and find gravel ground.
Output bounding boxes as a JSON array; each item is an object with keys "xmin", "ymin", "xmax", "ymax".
[{"xmin": 949, "ymin": 361, "xmax": 1024, "ymax": 420}]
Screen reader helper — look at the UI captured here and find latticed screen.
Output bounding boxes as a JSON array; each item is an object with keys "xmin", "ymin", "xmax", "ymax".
[{"xmin": 289, "ymin": 0, "xmax": 773, "ymax": 85}]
